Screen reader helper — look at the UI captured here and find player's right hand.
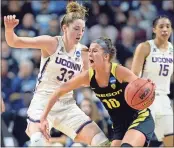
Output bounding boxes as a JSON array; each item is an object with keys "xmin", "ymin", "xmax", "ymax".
[
  {"xmin": 40, "ymin": 117, "xmax": 50, "ymax": 141},
  {"xmin": 4, "ymin": 15, "xmax": 19, "ymax": 31}
]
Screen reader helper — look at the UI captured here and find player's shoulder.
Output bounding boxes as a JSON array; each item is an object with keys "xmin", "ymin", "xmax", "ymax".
[
  {"xmin": 78, "ymin": 43, "xmax": 88, "ymax": 52},
  {"xmin": 37, "ymin": 35, "xmax": 58, "ymax": 44},
  {"xmin": 53, "ymin": 36, "xmax": 62, "ymax": 41},
  {"xmin": 137, "ymin": 41, "xmax": 151, "ymax": 50},
  {"xmin": 168, "ymin": 41, "xmax": 173, "ymax": 49},
  {"xmin": 52, "ymin": 35, "xmax": 60, "ymax": 45},
  {"xmin": 135, "ymin": 41, "xmax": 151, "ymax": 56},
  {"xmin": 79, "ymin": 44, "xmax": 87, "ymax": 48}
]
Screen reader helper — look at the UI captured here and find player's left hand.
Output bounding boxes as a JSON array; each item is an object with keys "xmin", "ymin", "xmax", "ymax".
[{"xmin": 40, "ymin": 117, "xmax": 50, "ymax": 141}]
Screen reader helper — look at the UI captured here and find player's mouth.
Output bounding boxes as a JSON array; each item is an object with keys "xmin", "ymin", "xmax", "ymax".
[
  {"xmin": 161, "ymin": 32, "xmax": 168, "ymax": 37},
  {"xmin": 89, "ymin": 59, "xmax": 94, "ymax": 64},
  {"xmin": 76, "ymin": 37, "xmax": 80, "ymax": 40}
]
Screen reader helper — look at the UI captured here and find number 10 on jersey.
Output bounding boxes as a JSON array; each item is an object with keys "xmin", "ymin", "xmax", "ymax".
[{"xmin": 102, "ymin": 98, "xmax": 120, "ymax": 109}]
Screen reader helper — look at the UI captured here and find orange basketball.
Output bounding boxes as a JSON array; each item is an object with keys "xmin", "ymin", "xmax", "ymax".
[{"xmin": 125, "ymin": 78, "xmax": 156, "ymax": 110}]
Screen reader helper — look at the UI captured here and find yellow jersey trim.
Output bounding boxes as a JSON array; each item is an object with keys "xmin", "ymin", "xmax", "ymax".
[
  {"xmin": 128, "ymin": 109, "xmax": 149, "ymax": 129},
  {"xmin": 111, "ymin": 63, "xmax": 118, "ymax": 78},
  {"xmin": 89, "ymin": 67, "xmax": 94, "ymax": 81}
]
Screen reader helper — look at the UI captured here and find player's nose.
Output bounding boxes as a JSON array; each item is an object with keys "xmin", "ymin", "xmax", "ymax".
[
  {"xmin": 88, "ymin": 51, "xmax": 92, "ymax": 57},
  {"xmin": 162, "ymin": 26, "xmax": 168, "ymax": 32}
]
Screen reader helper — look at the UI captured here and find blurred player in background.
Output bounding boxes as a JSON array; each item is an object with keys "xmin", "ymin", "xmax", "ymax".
[
  {"xmin": 1, "ymin": 97, "xmax": 5, "ymax": 113},
  {"xmin": 40, "ymin": 37, "xmax": 155, "ymax": 147},
  {"xmin": 1, "ymin": 97, "xmax": 5, "ymax": 147},
  {"xmin": 4, "ymin": 1, "xmax": 109, "ymax": 147},
  {"xmin": 131, "ymin": 15, "xmax": 173, "ymax": 146}
]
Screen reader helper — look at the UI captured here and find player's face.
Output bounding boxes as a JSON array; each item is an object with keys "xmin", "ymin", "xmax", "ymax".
[
  {"xmin": 65, "ymin": 19, "xmax": 85, "ymax": 44},
  {"xmin": 88, "ymin": 43, "xmax": 106, "ymax": 69},
  {"xmin": 153, "ymin": 18, "xmax": 172, "ymax": 41}
]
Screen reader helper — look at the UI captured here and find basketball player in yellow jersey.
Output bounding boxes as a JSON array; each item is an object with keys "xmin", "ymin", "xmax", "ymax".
[
  {"xmin": 40, "ymin": 37, "xmax": 155, "ymax": 147},
  {"xmin": 131, "ymin": 15, "xmax": 173, "ymax": 147},
  {"xmin": 4, "ymin": 2, "xmax": 109, "ymax": 146}
]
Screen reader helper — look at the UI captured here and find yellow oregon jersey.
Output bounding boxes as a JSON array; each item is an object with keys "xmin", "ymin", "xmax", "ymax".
[{"xmin": 89, "ymin": 63, "xmax": 138, "ymax": 123}]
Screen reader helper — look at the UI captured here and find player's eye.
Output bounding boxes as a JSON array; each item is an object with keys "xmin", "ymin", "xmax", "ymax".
[{"xmin": 74, "ymin": 28, "xmax": 79, "ymax": 30}]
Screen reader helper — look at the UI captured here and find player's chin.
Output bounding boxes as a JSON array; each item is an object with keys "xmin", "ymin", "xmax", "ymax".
[
  {"xmin": 75, "ymin": 38, "xmax": 80, "ymax": 42},
  {"xmin": 72, "ymin": 39, "xmax": 79, "ymax": 44},
  {"xmin": 89, "ymin": 63, "xmax": 95, "ymax": 68},
  {"xmin": 161, "ymin": 35, "xmax": 169, "ymax": 40},
  {"xmin": 74, "ymin": 40, "xmax": 79, "ymax": 44}
]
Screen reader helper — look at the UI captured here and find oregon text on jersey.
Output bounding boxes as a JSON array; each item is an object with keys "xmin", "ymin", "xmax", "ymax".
[
  {"xmin": 95, "ymin": 89, "xmax": 123, "ymax": 98},
  {"xmin": 89, "ymin": 63, "xmax": 138, "ymax": 121}
]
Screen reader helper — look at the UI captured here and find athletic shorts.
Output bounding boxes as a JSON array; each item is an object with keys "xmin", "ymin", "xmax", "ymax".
[
  {"xmin": 111, "ymin": 109, "xmax": 154, "ymax": 145},
  {"xmin": 149, "ymin": 94, "xmax": 173, "ymax": 141},
  {"xmin": 27, "ymin": 93, "xmax": 92, "ymax": 140}
]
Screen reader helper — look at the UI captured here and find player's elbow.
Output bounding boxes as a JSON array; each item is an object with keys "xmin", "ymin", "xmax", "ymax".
[
  {"xmin": 131, "ymin": 68, "xmax": 140, "ymax": 76},
  {"xmin": 54, "ymin": 88, "xmax": 66, "ymax": 99},
  {"xmin": 6, "ymin": 39, "xmax": 15, "ymax": 47},
  {"xmin": 5, "ymin": 32, "xmax": 19, "ymax": 48},
  {"xmin": 54, "ymin": 89, "xmax": 61, "ymax": 98},
  {"xmin": 6, "ymin": 37, "xmax": 21, "ymax": 48},
  {"xmin": 127, "ymin": 75, "xmax": 138, "ymax": 83},
  {"xmin": 134, "ymin": 71, "xmax": 140, "ymax": 76}
]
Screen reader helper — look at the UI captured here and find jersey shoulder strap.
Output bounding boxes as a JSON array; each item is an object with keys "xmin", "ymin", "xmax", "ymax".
[
  {"xmin": 111, "ymin": 63, "xmax": 118, "ymax": 78},
  {"xmin": 89, "ymin": 67, "xmax": 94, "ymax": 81}
]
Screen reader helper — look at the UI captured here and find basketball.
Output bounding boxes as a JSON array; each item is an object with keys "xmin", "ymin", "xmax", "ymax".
[{"xmin": 125, "ymin": 78, "xmax": 156, "ymax": 110}]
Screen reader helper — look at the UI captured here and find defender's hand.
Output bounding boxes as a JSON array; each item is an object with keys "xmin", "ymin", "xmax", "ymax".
[
  {"xmin": 40, "ymin": 117, "xmax": 50, "ymax": 141},
  {"xmin": 4, "ymin": 15, "xmax": 19, "ymax": 31}
]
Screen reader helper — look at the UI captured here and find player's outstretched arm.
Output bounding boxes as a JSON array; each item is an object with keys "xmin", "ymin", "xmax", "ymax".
[
  {"xmin": 115, "ymin": 65, "xmax": 138, "ymax": 83},
  {"xmin": 4, "ymin": 15, "xmax": 58, "ymax": 54},
  {"xmin": 131, "ymin": 42, "xmax": 150, "ymax": 76},
  {"xmin": 40, "ymin": 70, "xmax": 90, "ymax": 139}
]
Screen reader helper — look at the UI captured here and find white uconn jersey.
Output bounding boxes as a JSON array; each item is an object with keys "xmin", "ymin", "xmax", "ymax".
[
  {"xmin": 141, "ymin": 40, "xmax": 173, "ymax": 94},
  {"xmin": 34, "ymin": 36, "xmax": 83, "ymax": 99}
]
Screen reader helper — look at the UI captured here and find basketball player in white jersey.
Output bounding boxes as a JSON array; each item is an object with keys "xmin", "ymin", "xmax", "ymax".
[
  {"xmin": 4, "ymin": 2, "xmax": 109, "ymax": 146},
  {"xmin": 131, "ymin": 15, "xmax": 173, "ymax": 146}
]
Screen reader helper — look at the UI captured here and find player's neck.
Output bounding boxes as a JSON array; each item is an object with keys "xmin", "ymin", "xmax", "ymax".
[
  {"xmin": 95, "ymin": 62, "xmax": 111, "ymax": 87},
  {"xmin": 62, "ymin": 36, "xmax": 77, "ymax": 53},
  {"xmin": 154, "ymin": 38, "xmax": 168, "ymax": 50}
]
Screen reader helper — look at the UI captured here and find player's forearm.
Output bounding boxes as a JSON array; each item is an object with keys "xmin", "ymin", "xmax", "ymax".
[
  {"xmin": 131, "ymin": 65, "xmax": 141, "ymax": 76},
  {"xmin": 131, "ymin": 69, "xmax": 140, "ymax": 77},
  {"xmin": 42, "ymin": 90, "xmax": 61, "ymax": 119},
  {"xmin": 5, "ymin": 29, "xmax": 19, "ymax": 47}
]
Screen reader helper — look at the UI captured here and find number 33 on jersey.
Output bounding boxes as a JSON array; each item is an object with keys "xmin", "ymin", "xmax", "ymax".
[{"xmin": 35, "ymin": 36, "xmax": 83, "ymax": 93}]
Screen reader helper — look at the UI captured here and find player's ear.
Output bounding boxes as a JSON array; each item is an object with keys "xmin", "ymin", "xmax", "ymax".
[
  {"xmin": 152, "ymin": 27, "xmax": 156, "ymax": 34},
  {"xmin": 62, "ymin": 24, "xmax": 67, "ymax": 33},
  {"xmin": 104, "ymin": 54, "xmax": 109, "ymax": 60}
]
